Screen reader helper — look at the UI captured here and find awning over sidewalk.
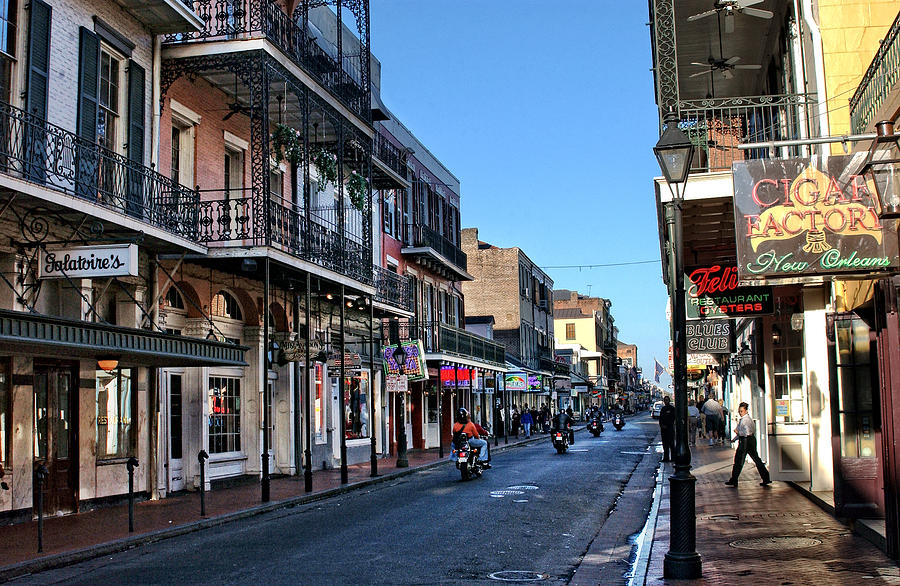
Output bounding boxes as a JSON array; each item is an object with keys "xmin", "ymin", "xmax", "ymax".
[{"xmin": 0, "ymin": 309, "xmax": 247, "ymax": 367}]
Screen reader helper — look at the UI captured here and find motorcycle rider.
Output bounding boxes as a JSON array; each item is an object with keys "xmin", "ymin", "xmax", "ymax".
[
  {"xmin": 552, "ymin": 408, "xmax": 575, "ymax": 444},
  {"xmin": 453, "ymin": 408, "xmax": 490, "ymax": 467}
]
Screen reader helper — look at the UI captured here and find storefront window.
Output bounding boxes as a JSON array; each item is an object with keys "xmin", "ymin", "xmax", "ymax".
[
  {"xmin": 342, "ymin": 371, "xmax": 369, "ymax": 439},
  {"xmin": 314, "ymin": 363, "xmax": 325, "ymax": 442},
  {"xmin": 427, "ymin": 387, "xmax": 438, "ymax": 424},
  {"xmin": 209, "ymin": 376, "xmax": 241, "ymax": 454},
  {"xmin": 833, "ymin": 316, "xmax": 877, "ymax": 458},
  {"xmin": 772, "ymin": 322, "xmax": 805, "ymax": 424},
  {"xmin": 0, "ymin": 359, "xmax": 8, "ymax": 468},
  {"xmin": 96, "ymin": 368, "xmax": 134, "ymax": 459}
]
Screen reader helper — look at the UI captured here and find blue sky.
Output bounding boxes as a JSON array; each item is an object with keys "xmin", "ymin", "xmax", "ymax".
[{"xmin": 371, "ymin": 1, "xmax": 671, "ymax": 386}]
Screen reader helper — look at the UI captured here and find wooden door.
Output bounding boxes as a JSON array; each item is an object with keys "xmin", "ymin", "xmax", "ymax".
[{"xmin": 33, "ymin": 364, "xmax": 77, "ymax": 515}]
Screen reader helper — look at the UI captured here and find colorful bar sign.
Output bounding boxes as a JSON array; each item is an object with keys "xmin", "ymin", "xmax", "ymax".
[{"xmin": 381, "ymin": 340, "xmax": 427, "ymax": 381}]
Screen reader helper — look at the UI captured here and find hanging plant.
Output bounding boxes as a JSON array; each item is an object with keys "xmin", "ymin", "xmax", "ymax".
[
  {"xmin": 312, "ymin": 147, "xmax": 338, "ymax": 192},
  {"xmin": 346, "ymin": 170, "xmax": 368, "ymax": 212},
  {"xmin": 270, "ymin": 123, "xmax": 303, "ymax": 168}
]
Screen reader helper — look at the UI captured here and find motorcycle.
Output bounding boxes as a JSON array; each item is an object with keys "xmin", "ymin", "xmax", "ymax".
[
  {"xmin": 454, "ymin": 434, "xmax": 487, "ymax": 481},
  {"xmin": 613, "ymin": 413, "xmax": 625, "ymax": 431},
  {"xmin": 587, "ymin": 417, "xmax": 604, "ymax": 437},
  {"xmin": 552, "ymin": 428, "xmax": 570, "ymax": 454}
]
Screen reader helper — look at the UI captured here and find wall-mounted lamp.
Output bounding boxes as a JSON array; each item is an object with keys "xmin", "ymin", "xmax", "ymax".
[
  {"xmin": 861, "ymin": 120, "xmax": 900, "ymax": 219},
  {"xmin": 771, "ymin": 324, "xmax": 782, "ymax": 346},
  {"xmin": 790, "ymin": 313, "xmax": 804, "ymax": 331},
  {"xmin": 97, "ymin": 357, "xmax": 119, "ymax": 372}
]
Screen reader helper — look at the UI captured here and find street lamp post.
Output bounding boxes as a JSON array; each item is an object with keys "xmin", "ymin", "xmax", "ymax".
[
  {"xmin": 390, "ymin": 322, "xmax": 409, "ymax": 468},
  {"xmin": 654, "ymin": 109, "xmax": 702, "ymax": 580}
]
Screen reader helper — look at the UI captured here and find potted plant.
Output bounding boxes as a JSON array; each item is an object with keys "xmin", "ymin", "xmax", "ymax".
[
  {"xmin": 270, "ymin": 123, "xmax": 303, "ymax": 168},
  {"xmin": 312, "ymin": 147, "xmax": 338, "ymax": 192},
  {"xmin": 347, "ymin": 170, "xmax": 368, "ymax": 211}
]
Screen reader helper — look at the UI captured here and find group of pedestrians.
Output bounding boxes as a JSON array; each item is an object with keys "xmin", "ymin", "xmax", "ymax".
[{"xmin": 509, "ymin": 404, "xmax": 552, "ymax": 438}]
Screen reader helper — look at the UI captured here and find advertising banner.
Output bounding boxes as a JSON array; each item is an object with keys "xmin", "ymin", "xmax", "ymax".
[
  {"xmin": 381, "ymin": 340, "xmax": 427, "ymax": 381},
  {"xmin": 685, "ymin": 265, "xmax": 773, "ymax": 318},
  {"xmin": 733, "ymin": 155, "xmax": 900, "ymax": 280},
  {"xmin": 505, "ymin": 372, "xmax": 526, "ymax": 391}
]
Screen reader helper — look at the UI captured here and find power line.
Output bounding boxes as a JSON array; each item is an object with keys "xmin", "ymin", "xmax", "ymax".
[{"xmin": 543, "ymin": 259, "xmax": 661, "ymax": 270}]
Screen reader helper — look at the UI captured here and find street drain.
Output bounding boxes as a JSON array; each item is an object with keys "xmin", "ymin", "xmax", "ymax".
[
  {"xmin": 490, "ymin": 490, "xmax": 525, "ymax": 498},
  {"xmin": 709, "ymin": 514, "xmax": 739, "ymax": 521},
  {"xmin": 729, "ymin": 536, "xmax": 822, "ymax": 550},
  {"xmin": 488, "ymin": 570, "xmax": 548, "ymax": 582},
  {"xmin": 507, "ymin": 485, "xmax": 539, "ymax": 491}
]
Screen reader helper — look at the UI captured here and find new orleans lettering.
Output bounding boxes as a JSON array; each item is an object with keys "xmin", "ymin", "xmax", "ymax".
[{"xmin": 747, "ymin": 250, "xmax": 891, "ymax": 274}]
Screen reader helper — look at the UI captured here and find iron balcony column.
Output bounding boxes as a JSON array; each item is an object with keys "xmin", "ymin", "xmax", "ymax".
[
  {"xmin": 340, "ymin": 283, "xmax": 348, "ymax": 484},
  {"xmin": 262, "ymin": 256, "xmax": 271, "ymax": 502},
  {"xmin": 369, "ymin": 294, "xmax": 378, "ymax": 477},
  {"xmin": 304, "ymin": 273, "xmax": 313, "ymax": 492}
]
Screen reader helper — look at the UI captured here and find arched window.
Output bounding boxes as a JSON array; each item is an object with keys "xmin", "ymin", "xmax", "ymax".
[
  {"xmin": 165, "ymin": 287, "xmax": 185, "ymax": 310},
  {"xmin": 211, "ymin": 290, "xmax": 243, "ymax": 321}
]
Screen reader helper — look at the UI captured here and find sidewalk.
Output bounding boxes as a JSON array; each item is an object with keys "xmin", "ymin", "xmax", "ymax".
[
  {"xmin": 641, "ymin": 440, "xmax": 900, "ymax": 585},
  {"xmin": 0, "ymin": 432, "xmax": 546, "ymax": 580}
]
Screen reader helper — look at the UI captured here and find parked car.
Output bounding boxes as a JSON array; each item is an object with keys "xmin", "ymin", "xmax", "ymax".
[{"xmin": 651, "ymin": 401, "xmax": 664, "ymax": 419}]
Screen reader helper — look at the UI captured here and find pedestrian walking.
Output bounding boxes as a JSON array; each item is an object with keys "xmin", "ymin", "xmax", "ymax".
[
  {"xmin": 658, "ymin": 396, "xmax": 676, "ymax": 462},
  {"xmin": 687, "ymin": 399, "xmax": 699, "ymax": 446},
  {"xmin": 702, "ymin": 396, "xmax": 724, "ymax": 446},
  {"xmin": 725, "ymin": 402, "xmax": 772, "ymax": 487},
  {"xmin": 520, "ymin": 406, "xmax": 533, "ymax": 438},
  {"xmin": 511, "ymin": 406, "xmax": 520, "ymax": 438}
]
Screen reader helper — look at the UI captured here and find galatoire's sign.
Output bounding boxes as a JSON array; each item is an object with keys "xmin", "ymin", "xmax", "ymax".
[
  {"xmin": 685, "ymin": 265, "xmax": 773, "ymax": 318},
  {"xmin": 38, "ymin": 244, "xmax": 138, "ymax": 279},
  {"xmin": 732, "ymin": 154, "xmax": 900, "ymax": 280}
]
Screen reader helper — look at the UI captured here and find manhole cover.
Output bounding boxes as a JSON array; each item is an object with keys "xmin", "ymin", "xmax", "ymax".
[
  {"xmin": 490, "ymin": 490, "xmax": 525, "ymax": 497},
  {"xmin": 709, "ymin": 514, "xmax": 739, "ymax": 521},
  {"xmin": 488, "ymin": 570, "xmax": 548, "ymax": 582},
  {"xmin": 729, "ymin": 536, "xmax": 822, "ymax": 550},
  {"xmin": 507, "ymin": 485, "xmax": 539, "ymax": 491}
]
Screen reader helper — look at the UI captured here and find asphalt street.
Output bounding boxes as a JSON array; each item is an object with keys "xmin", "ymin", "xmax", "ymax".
[{"xmin": 16, "ymin": 414, "xmax": 661, "ymax": 585}]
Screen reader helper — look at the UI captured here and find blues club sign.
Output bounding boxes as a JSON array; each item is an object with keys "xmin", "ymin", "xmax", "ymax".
[{"xmin": 732, "ymin": 154, "xmax": 900, "ymax": 280}]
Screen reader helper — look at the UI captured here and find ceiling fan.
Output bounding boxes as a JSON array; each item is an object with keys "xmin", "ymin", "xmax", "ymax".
[
  {"xmin": 222, "ymin": 75, "xmax": 251, "ymax": 121},
  {"xmin": 689, "ymin": 56, "xmax": 762, "ymax": 79},
  {"xmin": 687, "ymin": 0, "xmax": 773, "ymax": 33}
]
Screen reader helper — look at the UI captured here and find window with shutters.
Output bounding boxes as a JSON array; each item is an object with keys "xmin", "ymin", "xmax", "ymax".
[
  {"xmin": 566, "ymin": 323, "xmax": 576, "ymax": 340},
  {"xmin": 98, "ymin": 46, "xmax": 124, "ymax": 155},
  {"xmin": 0, "ymin": 0, "xmax": 15, "ymax": 103}
]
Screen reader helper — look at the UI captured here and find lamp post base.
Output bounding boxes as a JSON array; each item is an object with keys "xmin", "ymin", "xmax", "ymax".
[{"xmin": 664, "ymin": 468, "xmax": 702, "ymax": 579}]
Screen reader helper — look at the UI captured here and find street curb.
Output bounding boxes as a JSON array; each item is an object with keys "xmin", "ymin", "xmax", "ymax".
[
  {"xmin": 0, "ymin": 433, "xmax": 555, "ymax": 582},
  {"xmin": 630, "ymin": 459, "xmax": 664, "ymax": 585}
]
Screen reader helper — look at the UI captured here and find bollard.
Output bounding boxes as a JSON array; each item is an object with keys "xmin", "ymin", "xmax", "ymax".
[
  {"xmin": 35, "ymin": 465, "xmax": 48, "ymax": 553},
  {"xmin": 126, "ymin": 457, "xmax": 138, "ymax": 532},
  {"xmin": 198, "ymin": 450, "xmax": 209, "ymax": 517}
]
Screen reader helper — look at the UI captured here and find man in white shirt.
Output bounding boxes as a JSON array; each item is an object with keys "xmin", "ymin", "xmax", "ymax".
[{"xmin": 725, "ymin": 402, "xmax": 772, "ymax": 487}]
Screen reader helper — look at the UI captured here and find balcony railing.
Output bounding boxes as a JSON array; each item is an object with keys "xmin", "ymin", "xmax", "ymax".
[
  {"xmin": 0, "ymin": 101, "xmax": 199, "ymax": 240},
  {"xmin": 166, "ymin": 0, "xmax": 369, "ymax": 121},
  {"xmin": 373, "ymin": 132, "xmax": 407, "ymax": 181},
  {"xmin": 674, "ymin": 94, "xmax": 818, "ymax": 173},
  {"xmin": 393, "ymin": 319, "xmax": 505, "ymax": 366},
  {"xmin": 374, "ymin": 266, "xmax": 413, "ymax": 312},
  {"xmin": 850, "ymin": 11, "xmax": 900, "ymax": 134},
  {"xmin": 197, "ymin": 189, "xmax": 372, "ymax": 284},
  {"xmin": 406, "ymin": 224, "xmax": 467, "ymax": 272}
]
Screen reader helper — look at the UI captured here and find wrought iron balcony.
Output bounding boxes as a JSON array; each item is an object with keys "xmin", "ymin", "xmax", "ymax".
[
  {"xmin": 392, "ymin": 319, "xmax": 505, "ymax": 366},
  {"xmin": 197, "ymin": 189, "xmax": 372, "ymax": 284},
  {"xmin": 0, "ymin": 101, "xmax": 199, "ymax": 241},
  {"xmin": 372, "ymin": 132, "xmax": 408, "ymax": 189},
  {"xmin": 673, "ymin": 94, "xmax": 819, "ymax": 174},
  {"xmin": 374, "ymin": 265, "xmax": 413, "ymax": 312},
  {"xmin": 166, "ymin": 0, "xmax": 370, "ymax": 122},
  {"xmin": 402, "ymin": 223, "xmax": 469, "ymax": 280},
  {"xmin": 850, "ymin": 11, "xmax": 900, "ymax": 134}
]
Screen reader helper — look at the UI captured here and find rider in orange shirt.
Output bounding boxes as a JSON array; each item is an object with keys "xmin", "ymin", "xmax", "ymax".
[{"xmin": 452, "ymin": 408, "xmax": 490, "ymax": 467}]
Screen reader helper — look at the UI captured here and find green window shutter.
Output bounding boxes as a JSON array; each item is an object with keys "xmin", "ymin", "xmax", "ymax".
[
  {"xmin": 125, "ymin": 60, "xmax": 145, "ymax": 218},
  {"xmin": 26, "ymin": 0, "xmax": 51, "ymax": 119},
  {"xmin": 75, "ymin": 27, "xmax": 99, "ymax": 200}
]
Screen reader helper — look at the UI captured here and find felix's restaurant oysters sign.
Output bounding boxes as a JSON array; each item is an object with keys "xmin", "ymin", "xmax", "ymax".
[
  {"xmin": 38, "ymin": 244, "xmax": 138, "ymax": 279},
  {"xmin": 732, "ymin": 155, "xmax": 899, "ymax": 279}
]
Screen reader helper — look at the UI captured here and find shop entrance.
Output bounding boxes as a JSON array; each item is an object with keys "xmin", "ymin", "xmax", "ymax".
[
  {"xmin": 167, "ymin": 372, "xmax": 185, "ymax": 492},
  {"xmin": 33, "ymin": 363, "xmax": 78, "ymax": 515}
]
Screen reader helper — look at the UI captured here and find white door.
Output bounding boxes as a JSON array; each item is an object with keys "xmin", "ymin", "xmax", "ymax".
[{"xmin": 168, "ymin": 373, "xmax": 185, "ymax": 492}]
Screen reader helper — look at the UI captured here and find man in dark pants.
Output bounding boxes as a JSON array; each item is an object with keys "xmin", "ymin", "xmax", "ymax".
[
  {"xmin": 658, "ymin": 396, "xmax": 676, "ymax": 462},
  {"xmin": 725, "ymin": 402, "xmax": 771, "ymax": 487}
]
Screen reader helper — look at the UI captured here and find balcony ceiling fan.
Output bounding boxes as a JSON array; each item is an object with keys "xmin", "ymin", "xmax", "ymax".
[
  {"xmin": 689, "ymin": 55, "xmax": 761, "ymax": 79},
  {"xmin": 222, "ymin": 74, "xmax": 251, "ymax": 121},
  {"xmin": 687, "ymin": 0, "xmax": 774, "ymax": 33}
]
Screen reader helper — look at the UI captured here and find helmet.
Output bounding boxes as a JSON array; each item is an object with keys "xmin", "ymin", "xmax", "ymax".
[{"xmin": 457, "ymin": 407, "xmax": 469, "ymax": 422}]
